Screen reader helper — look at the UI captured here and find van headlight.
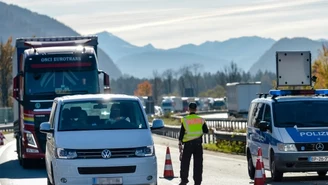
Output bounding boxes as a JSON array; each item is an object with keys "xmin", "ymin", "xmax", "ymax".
[
  {"xmin": 277, "ymin": 143, "xmax": 297, "ymax": 152},
  {"xmin": 135, "ymin": 145, "xmax": 154, "ymax": 157},
  {"xmin": 24, "ymin": 130, "xmax": 37, "ymax": 148},
  {"xmin": 56, "ymin": 148, "xmax": 77, "ymax": 159}
]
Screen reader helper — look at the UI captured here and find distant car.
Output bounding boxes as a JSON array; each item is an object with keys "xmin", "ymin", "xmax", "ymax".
[
  {"xmin": 40, "ymin": 94, "xmax": 164, "ymax": 185},
  {"xmin": 212, "ymin": 99, "xmax": 227, "ymax": 110}
]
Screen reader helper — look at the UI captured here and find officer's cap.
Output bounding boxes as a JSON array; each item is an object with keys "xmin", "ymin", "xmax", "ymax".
[{"xmin": 189, "ymin": 102, "xmax": 197, "ymax": 109}]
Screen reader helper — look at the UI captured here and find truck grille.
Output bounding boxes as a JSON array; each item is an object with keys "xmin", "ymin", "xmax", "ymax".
[
  {"xmin": 34, "ymin": 114, "xmax": 50, "ymax": 153},
  {"xmin": 295, "ymin": 143, "xmax": 328, "ymax": 151},
  {"xmin": 76, "ymin": 148, "xmax": 137, "ymax": 159}
]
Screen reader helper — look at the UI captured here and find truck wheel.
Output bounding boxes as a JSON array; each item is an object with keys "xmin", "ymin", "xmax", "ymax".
[
  {"xmin": 247, "ymin": 152, "xmax": 255, "ymax": 179},
  {"xmin": 270, "ymin": 153, "xmax": 283, "ymax": 182},
  {"xmin": 21, "ymin": 158, "xmax": 33, "ymax": 169},
  {"xmin": 18, "ymin": 138, "xmax": 23, "ymax": 166},
  {"xmin": 317, "ymin": 171, "xmax": 327, "ymax": 178}
]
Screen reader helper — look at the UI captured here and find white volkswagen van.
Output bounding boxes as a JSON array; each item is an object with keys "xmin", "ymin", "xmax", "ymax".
[{"xmin": 40, "ymin": 94, "xmax": 164, "ymax": 185}]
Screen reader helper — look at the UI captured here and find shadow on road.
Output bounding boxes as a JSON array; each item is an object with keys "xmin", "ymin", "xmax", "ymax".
[
  {"xmin": 0, "ymin": 159, "xmax": 47, "ymax": 179},
  {"xmin": 249, "ymin": 176, "xmax": 328, "ymax": 185}
]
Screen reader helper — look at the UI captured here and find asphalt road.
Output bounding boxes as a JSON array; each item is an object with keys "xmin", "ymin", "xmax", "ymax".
[{"xmin": 1, "ymin": 133, "xmax": 328, "ymax": 185}]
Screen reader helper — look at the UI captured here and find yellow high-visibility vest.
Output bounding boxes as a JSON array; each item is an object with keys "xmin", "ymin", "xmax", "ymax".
[{"xmin": 181, "ymin": 114, "xmax": 204, "ymax": 142}]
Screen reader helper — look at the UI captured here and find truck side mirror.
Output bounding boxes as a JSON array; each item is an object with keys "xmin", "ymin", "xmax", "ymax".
[
  {"xmin": 13, "ymin": 75, "xmax": 20, "ymax": 101},
  {"xmin": 98, "ymin": 70, "xmax": 111, "ymax": 93}
]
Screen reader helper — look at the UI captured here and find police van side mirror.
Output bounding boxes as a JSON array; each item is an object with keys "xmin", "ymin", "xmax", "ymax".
[{"xmin": 259, "ymin": 121, "xmax": 270, "ymax": 132}]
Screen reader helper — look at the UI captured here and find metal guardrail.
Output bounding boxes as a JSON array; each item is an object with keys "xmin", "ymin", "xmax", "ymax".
[
  {"xmin": 0, "ymin": 123, "xmax": 14, "ymax": 132},
  {"xmin": 151, "ymin": 125, "xmax": 246, "ymax": 143},
  {"xmin": 172, "ymin": 111, "xmax": 248, "ymax": 132}
]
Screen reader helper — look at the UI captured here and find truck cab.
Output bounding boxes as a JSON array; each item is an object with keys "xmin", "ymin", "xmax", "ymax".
[{"xmin": 12, "ymin": 36, "xmax": 110, "ymax": 168}]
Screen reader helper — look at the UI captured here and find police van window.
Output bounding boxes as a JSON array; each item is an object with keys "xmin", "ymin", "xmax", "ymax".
[
  {"xmin": 253, "ymin": 103, "xmax": 264, "ymax": 128},
  {"xmin": 263, "ymin": 104, "xmax": 271, "ymax": 122},
  {"xmin": 247, "ymin": 102, "xmax": 257, "ymax": 126},
  {"xmin": 274, "ymin": 101, "xmax": 328, "ymax": 127}
]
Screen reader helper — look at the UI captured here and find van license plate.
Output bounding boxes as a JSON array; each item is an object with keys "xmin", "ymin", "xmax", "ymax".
[
  {"xmin": 93, "ymin": 177, "xmax": 123, "ymax": 185},
  {"xmin": 309, "ymin": 156, "xmax": 328, "ymax": 162}
]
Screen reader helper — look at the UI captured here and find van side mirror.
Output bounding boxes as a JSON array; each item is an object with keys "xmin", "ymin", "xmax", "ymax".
[
  {"xmin": 259, "ymin": 121, "xmax": 270, "ymax": 132},
  {"xmin": 40, "ymin": 122, "xmax": 54, "ymax": 134},
  {"xmin": 151, "ymin": 119, "xmax": 164, "ymax": 130}
]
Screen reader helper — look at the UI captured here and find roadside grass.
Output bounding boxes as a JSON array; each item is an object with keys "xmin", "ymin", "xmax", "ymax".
[
  {"xmin": 148, "ymin": 115, "xmax": 181, "ymax": 126},
  {"xmin": 203, "ymin": 140, "xmax": 246, "ymax": 155},
  {"xmin": 1, "ymin": 130, "xmax": 13, "ymax": 135}
]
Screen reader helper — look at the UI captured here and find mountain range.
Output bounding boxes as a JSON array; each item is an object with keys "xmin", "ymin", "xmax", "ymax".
[{"xmin": 1, "ymin": 1, "xmax": 328, "ymax": 79}]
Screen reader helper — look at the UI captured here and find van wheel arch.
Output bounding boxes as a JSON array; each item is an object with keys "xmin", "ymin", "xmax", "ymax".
[
  {"xmin": 247, "ymin": 148, "xmax": 255, "ymax": 179},
  {"xmin": 270, "ymin": 149, "xmax": 283, "ymax": 181}
]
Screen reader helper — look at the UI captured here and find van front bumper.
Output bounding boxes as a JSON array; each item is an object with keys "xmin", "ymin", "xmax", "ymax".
[
  {"xmin": 52, "ymin": 156, "xmax": 157, "ymax": 185},
  {"xmin": 275, "ymin": 152, "xmax": 328, "ymax": 172}
]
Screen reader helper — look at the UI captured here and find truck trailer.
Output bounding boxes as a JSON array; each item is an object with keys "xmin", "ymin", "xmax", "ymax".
[
  {"xmin": 226, "ymin": 82, "xmax": 261, "ymax": 118},
  {"xmin": 12, "ymin": 36, "xmax": 110, "ymax": 168}
]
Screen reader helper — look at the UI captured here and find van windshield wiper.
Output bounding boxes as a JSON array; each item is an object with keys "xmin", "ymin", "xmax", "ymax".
[
  {"xmin": 32, "ymin": 92, "xmax": 56, "ymax": 95},
  {"xmin": 279, "ymin": 122, "xmax": 305, "ymax": 127}
]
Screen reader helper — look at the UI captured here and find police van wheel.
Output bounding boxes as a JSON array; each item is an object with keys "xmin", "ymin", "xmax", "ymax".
[
  {"xmin": 247, "ymin": 152, "xmax": 255, "ymax": 179},
  {"xmin": 317, "ymin": 171, "xmax": 327, "ymax": 178},
  {"xmin": 270, "ymin": 157, "xmax": 283, "ymax": 182}
]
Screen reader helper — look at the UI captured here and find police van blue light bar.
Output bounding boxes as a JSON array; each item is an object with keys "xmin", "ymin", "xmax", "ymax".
[{"xmin": 269, "ymin": 89, "xmax": 328, "ymax": 96}]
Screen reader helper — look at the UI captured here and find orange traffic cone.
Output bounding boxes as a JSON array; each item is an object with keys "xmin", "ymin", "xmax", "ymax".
[
  {"xmin": 257, "ymin": 147, "xmax": 266, "ymax": 181},
  {"xmin": 0, "ymin": 131, "xmax": 5, "ymax": 146},
  {"xmin": 163, "ymin": 146, "xmax": 174, "ymax": 178},
  {"xmin": 254, "ymin": 158, "xmax": 264, "ymax": 185}
]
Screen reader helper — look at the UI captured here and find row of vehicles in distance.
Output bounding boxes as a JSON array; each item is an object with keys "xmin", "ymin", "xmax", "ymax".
[
  {"xmin": 246, "ymin": 51, "xmax": 328, "ymax": 181},
  {"xmin": 160, "ymin": 96, "xmax": 227, "ymax": 115}
]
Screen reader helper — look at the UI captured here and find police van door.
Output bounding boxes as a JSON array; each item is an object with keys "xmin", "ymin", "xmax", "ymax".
[
  {"xmin": 260, "ymin": 103, "xmax": 272, "ymax": 169},
  {"xmin": 251, "ymin": 102, "xmax": 269, "ymax": 168}
]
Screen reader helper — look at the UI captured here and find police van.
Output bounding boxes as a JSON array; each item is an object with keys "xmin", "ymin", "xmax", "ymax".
[
  {"xmin": 246, "ymin": 89, "xmax": 328, "ymax": 181},
  {"xmin": 246, "ymin": 51, "xmax": 328, "ymax": 181}
]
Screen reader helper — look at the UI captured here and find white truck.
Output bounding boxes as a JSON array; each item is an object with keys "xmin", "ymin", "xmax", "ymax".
[
  {"xmin": 226, "ymin": 82, "xmax": 261, "ymax": 118},
  {"xmin": 161, "ymin": 96, "xmax": 183, "ymax": 114}
]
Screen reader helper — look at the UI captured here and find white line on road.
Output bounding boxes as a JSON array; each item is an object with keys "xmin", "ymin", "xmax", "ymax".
[{"xmin": 0, "ymin": 140, "xmax": 15, "ymax": 159}]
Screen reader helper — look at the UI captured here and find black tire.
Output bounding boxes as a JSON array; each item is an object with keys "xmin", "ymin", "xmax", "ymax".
[
  {"xmin": 247, "ymin": 152, "xmax": 255, "ymax": 179},
  {"xmin": 317, "ymin": 171, "xmax": 327, "ymax": 178},
  {"xmin": 47, "ymin": 176, "xmax": 53, "ymax": 185},
  {"xmin": 270, "ymin": 153, "xmax": 283, "ymax": 182},
  {"xmin": 21, "ymin": 158, "xmax": 33, "ymax": 169}
]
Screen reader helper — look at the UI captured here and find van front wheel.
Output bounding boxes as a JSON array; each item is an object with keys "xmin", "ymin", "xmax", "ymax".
[
  {"xmin": 247, "ymin": 154, "xmax": 255, "ymax": 179},
  {"xmin": 270, "ymin": 156, "xmax": 283, "ymax": 182}
]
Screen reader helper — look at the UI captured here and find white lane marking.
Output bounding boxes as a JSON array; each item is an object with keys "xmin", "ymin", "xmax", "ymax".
[{"xmin": 0, "ymin": 140, "xmax": 15, "ymax": 159}]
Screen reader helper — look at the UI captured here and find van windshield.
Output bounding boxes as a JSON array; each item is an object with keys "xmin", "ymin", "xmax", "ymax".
[
  {"xmin": 58, "ymin": 100, "xmax": 147, "ymax": 131},
  {"xmin": 273, "ymin": 101, "xmax": 328, "ymax": 127}
]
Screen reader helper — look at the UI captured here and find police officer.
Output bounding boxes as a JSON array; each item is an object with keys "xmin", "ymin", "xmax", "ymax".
[{"xmin": 179, "ymin": 102, "xmax": 209, "ymax": 185}]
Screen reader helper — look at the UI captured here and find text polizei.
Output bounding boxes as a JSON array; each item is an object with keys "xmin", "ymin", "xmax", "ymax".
[
  {"xmin": 300, "ymin": 132, "xmax": 328, "ymax": 137},
  {"xmin": 41, "ymin": 57, "xmax": 82, "ymax": 62}
]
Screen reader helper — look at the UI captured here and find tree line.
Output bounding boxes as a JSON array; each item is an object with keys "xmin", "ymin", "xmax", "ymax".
[{"xmin": 111, "ymin": 62, "xmax": 277, "ymax": 105}]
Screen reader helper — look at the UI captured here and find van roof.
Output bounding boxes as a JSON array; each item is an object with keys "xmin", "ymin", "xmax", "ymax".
[
  {"xmin": 55, "ymin": 94, "xmax": 140, "ymax": 103},
  {"xmin": 253, "ymin": 95, "xmax": 328, "ymax": 103}
]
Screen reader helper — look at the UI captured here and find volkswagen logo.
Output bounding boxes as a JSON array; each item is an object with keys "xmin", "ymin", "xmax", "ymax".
[
  {"xmin": 101, "ymin": 149, "xmax": 112, "ymax": 159},
  {"xmin": 316, "ymin": 143, "xmax": 325, "ymax": 151}
]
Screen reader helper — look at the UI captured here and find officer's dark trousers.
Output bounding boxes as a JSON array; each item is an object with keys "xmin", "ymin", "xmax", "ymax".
[{"xmin": 180, "ymin": 141, "xmax": 203, "ymax": 185}]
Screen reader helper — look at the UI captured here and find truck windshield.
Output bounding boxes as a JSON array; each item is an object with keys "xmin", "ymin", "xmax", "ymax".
[
  {"xmin": 24, "ymin": 54, "xmax": 99, "ymax": 95},
  {"xmin": 273, "ymin": 101, "xmax": 328, "ymax": 127},
  {"xmin": 58, "ymin": 100, "xmax": 147, "ymax": 131}
]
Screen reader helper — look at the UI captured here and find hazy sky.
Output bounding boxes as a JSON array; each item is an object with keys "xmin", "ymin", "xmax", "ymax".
[{"xmin": 2, "ymin": 0, "xmax": 328, "ymax": 49}]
